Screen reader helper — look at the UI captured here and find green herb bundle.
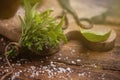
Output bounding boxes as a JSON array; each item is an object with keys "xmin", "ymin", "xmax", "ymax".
[
  {"xmin": 19, "ymin": 0, "xmax": 67, "ymax": 54},
  {"xmin": 20, "ymin": 0, "xmax": 42, "ymax": 6}
]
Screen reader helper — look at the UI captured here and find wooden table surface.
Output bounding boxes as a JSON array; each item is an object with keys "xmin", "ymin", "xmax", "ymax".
[{"xmin": 0, "ymin": 0, "xmax": 120, "ymax": 80}]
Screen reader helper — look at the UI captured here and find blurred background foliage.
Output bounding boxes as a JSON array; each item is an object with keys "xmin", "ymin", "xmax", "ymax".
[
  {"xmin": 90, "ymin": 0, "xmax": 120, "ymax": 25},
  {"xmin": 58, "ymin": 0, "xmax": 120, "ymax": 25}
]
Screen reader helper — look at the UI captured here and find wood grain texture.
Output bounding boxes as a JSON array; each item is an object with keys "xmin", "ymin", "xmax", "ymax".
[{"xmin": 0, "ymin": 0, "xmax": 120, "ymax": 80}]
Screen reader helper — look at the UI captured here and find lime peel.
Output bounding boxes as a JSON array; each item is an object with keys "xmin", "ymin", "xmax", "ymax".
[{"xmin": 80, "ymin": 27, "xmax": 112, "ymax": 42}]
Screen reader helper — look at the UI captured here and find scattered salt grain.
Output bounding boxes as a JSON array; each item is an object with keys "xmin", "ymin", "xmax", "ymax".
[
  {"xmin": 91, "ymin": 64, "xmax": 97, "ymax": 68},
  {"xmin": 15, "ymin": 63, "xmax": 21, "ymax": 66},
  {"xmin": 46, "ymin": 57, "xmax": 49, "ymax": 59},
  {"xmin": 4, "ymin": 69, "xmax": 9, "ymax": 72},
  {"xmin": 58, "ymin": 57, "xmax": 61, "ymax": 60},
  {"xmin": 41, "ymin": 60, "xmax": 44, "ymax": 63},
  {"xmin": 65, "ymin": 57, "xmax": 69, "ymax": 60},
  {"xmin": 35, "ymin": 71, "xmax": 39, "ymax": 76},
  {"xmin": 101, "ymin": 73, "xmax": 106, "ymax": 80},
  {"xmin": 66, "ymin": 67, "xmax": 71, "ymax": 72},
  {"xmin": 15, "ymin": 72, "xmax": 20, "ymax": 76},
  {"xmin": 70, "ymin": 49, "xmax": 76, "ymax": 54},
  {"xmin": 41, "ymin": 71, "xmax": 45, "ymax": 74},
  {"xmin": 12, "ymin": 64, "xmax": 15, "ymax": 67},
  {"xmin": 11, "ymin": 71, "xmax": 21, "ymax": 80},
  {"xmin": 50, "ymin": 61, "xmax": 56, "ymax": 67},
  {"xmin": 11, "ymin": 75, "xmax": 16, "ymax": 80},
  {"xmin": 71, "ymin": 61, "xmax": 76, "ymax": 64},
  {"xmin": 0, "ymin": 57, "xmax": 2, "ymax": 60},
  {"xmin": 0, "ymin": 66, "xmax": 3, "ymax": 68},
  {"xmin": 17, "ymin": 61, "xmax": 20, "ymax": 63},
  {"xmin": 30, "ymin": 72, "xmax": 36, "ymax": 78},
  {"xmin": 78, "ymin": 72, "xmax": 86, "ymax": 77},
  {"xmin": 72, "ymin": 49, "xmax": 75, "ymax": 53},
  {"xmin": 59, "ymin": 53, "xmax": 62, "ymax": 56},
  {"xmin": 58, "ymin": 67, "xmax": 66, "ymax": 73},
  {"xmin": 0, "ymin": 38, "xmax": 4, "ymax": 42},
  {"xmin": 30, "ymin": 66, "xmax": 36, "ymax": 70},
  {"xmin": 76, "ymin": 59, "xmax": 81, "ymax": 62}
]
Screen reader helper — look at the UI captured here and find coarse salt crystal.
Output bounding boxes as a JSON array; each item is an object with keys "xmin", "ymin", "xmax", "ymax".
[
  {"xmin": 58, "ymin": 57, "xmax": 61, "ymax": 60},
  {"xmin": 78, "ymin": 72, "xmax": 85, "ymax": 77},
  {"xmin": 30, "ymin": 72, "xmax": 35, "ymax": 78},
  {"xmin": 77, "ymin": 59, "xmax": 81, "ymax": 62},
  {"xmin": 30, "ymin": 66, "xmax": 36, "ymax": 70},
  {"xmin": 0, "ymin": 38, "xmax": 4, "ymax": 42},
  {"xmin": 58, "ymin": 67, "xmax": 66, "ymax": 73},
  {"xmin": 35, "ymin": 71, "xmax": 39, "ymax": 76},
  {"xmin": 66, "ymin": 67, "xmax": 71, "ymax": 72},
  {"xmin": 59, "ymin": 53, "xmax": 62, "ymax": 56},
  {"xmin": 71, "ymin": 61, "xmax": 76, "ymax": 64},
  {"xmin": 0, "ymin": 57, "xmax": 2, "ymax": 60}
]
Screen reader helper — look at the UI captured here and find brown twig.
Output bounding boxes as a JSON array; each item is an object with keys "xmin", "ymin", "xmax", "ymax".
[
  {"xmin": 55, "ymin": 11, "xmax": 69, "ymax": 30},
  {"xmin": 0, "ymin": 42, "xmax": 20, "ymax": 80},
  {"xmin": 0, "ymin": 53, "xmax": 13, "ymax": 80},
  {"xmin": 0, "ymin": 71, "xmax": 13, "ymax": 80}
]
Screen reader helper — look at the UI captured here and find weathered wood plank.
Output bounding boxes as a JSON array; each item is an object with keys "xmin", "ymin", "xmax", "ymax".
[{"xmin": 0, "ymin": 0, "xmax": 120, "ymax": 80}]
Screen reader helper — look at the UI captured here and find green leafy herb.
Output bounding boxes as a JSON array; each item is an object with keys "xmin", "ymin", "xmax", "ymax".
[
  {"xmin": 19, "ymin": 0, "xmax": 67, "ymax": 52},
  {"xmin": 20, "ymin": 0, "xmax": 42, "ymax": 6}
]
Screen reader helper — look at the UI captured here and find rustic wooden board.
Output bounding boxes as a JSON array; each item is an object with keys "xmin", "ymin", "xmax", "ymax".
[{"xmin": 0, "ymin": 0, "xmax": 120, "ymax": 80}]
